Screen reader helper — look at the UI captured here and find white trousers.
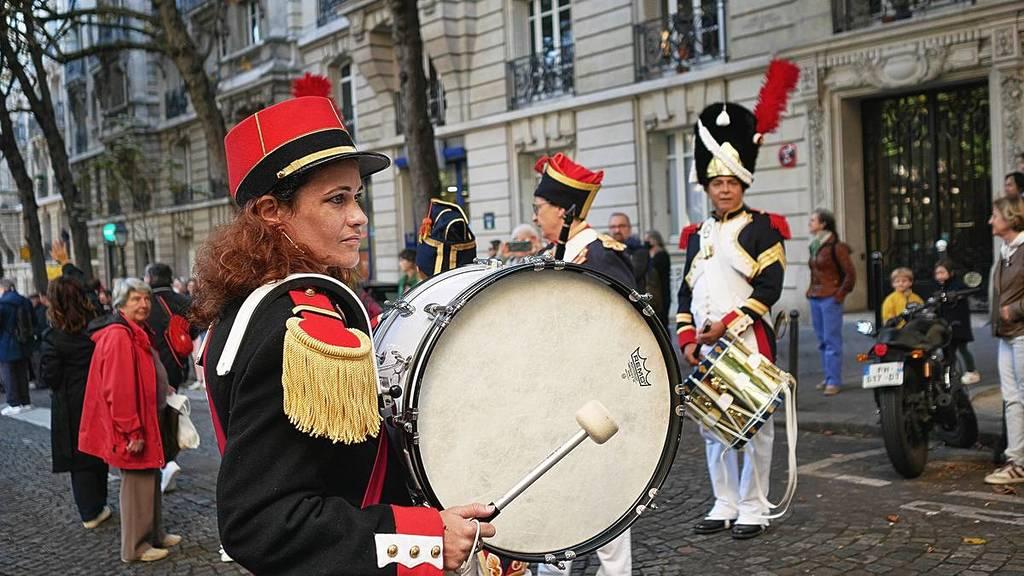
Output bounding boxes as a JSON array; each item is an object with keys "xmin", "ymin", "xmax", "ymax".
[
  {"xmin": 534, "ymin": 529, "xmax": 631, "ymax": 576},
  {"xmin": 699, "ymin": 329, "xmax": 775, "ymax": 526}
]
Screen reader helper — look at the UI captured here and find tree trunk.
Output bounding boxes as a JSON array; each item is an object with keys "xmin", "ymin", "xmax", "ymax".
[
  {"xmin": 152, "ymin": 0, "xmax": 228, "ymax": 198},
  {"xmin": 1, "ymin": 6, "xmax": 95, "ymax": 280},
  {"xmin": 391, "ymin": 0, "xmax": 439, "ymax": 223},
  {"xmin": 0, "ymin": 97, "xmax": 48, "ymax": 294}
]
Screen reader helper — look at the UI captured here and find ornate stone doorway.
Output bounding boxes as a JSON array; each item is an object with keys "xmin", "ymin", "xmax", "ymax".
[{"xmin": 862, "ymin": 82, "xmax": 992, "ymax": 303}]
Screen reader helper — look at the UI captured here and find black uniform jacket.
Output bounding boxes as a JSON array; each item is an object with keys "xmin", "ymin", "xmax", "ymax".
[
  {"xmin": 675, "ymin": 205, "xmax": 788, "ymax": 357},
  {"xmin": 576, "ymin": 234, "xmax": 638, "ymax": 291},
  {"xmin": 205, "ymin": 290, "xmax": 431, "ymax": 576}
]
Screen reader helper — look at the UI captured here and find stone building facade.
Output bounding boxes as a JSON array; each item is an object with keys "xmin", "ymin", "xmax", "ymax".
[{"xmin": 6, "ymin": 0, "xmax": 1023, "ymax": 315}]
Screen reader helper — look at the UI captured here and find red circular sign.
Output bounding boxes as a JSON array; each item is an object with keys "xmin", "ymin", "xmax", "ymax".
[{"xmin": 778, "ymin": 143, "xmax": 797, "ymax": 168}]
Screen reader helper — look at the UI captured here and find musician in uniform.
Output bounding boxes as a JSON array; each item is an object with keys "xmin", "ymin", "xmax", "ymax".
[
  {"xmin": 192, "ymin": 91, "xmax": 493, "ymax": 575},
  {"xmin": 676, "ymin": 61, "xmax": 798, "ymax": 540},
  {"xmin": 530, "ymin": 153, "xmax": 634, "ymax": 576},
  {"xmin": 416, "ymin": 198, "xmax": 477, "ymax": 279},
  {"xmin": 531, "ymin": 153, "xmax": 636, "ymax": 290}
]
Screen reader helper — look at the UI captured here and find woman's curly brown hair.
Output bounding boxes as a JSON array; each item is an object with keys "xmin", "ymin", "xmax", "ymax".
[
  {"xmin": 190, "ymin": 174, "xmax": 355, "ymax": 326},
  {"xmin": 47, "ymin": 276, "xmax": 96, "ymax": 334}
]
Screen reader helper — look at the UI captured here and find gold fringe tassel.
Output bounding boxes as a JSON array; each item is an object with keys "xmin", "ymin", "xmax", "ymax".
[{"xmin": 282, "ymin": 318, "xmax": 380, "ymax": 444}]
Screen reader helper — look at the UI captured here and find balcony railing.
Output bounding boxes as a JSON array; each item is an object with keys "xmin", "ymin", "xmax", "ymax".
[
  {"xmin": 318, "ymin": 0, "xmax": 346, "ymax": 26},
  {"xmin": 165, "ymin": 85, "xmax": 189, "ymax": 120},
  {"xmin": 635, "ymin": 5, "xmax": 725, "ymax": 81},
  {"xmin": 508, "ymin": 43, "xmax": 574, "ymax": 110},
  {"xmin": 832, "ymin": 0, "xmax": 975, "ymax": 33}
]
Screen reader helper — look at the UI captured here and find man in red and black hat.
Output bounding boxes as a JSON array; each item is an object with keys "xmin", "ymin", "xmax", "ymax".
[
  {"xmin": 416, "ymin": 198, "xmax": 477, "ymax": 279},
  {"xmin": 677, "ymin": 60, "xmax": 799, "ymax": 540},
  {"xmin": 193, "ymin": 79, "xmax": 494, "ymax": 575},
  {"xmin": 531, "ymin": 154, "xmax": 635, "ymax": 290}
]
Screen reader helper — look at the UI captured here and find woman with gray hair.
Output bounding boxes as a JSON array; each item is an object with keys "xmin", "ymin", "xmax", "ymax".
[
  {"xmin": 502, "ymin": 223, "xmax": 544, "ymax": 265},
  {"xmin": 79, "ymin": 278, "xmax": 181, "ymax": 563}
]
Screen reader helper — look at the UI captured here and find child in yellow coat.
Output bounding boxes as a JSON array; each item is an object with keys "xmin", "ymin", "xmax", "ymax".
[{"xmin": 881, "ymin": 267, "xmax": 924, "ymax": 323}]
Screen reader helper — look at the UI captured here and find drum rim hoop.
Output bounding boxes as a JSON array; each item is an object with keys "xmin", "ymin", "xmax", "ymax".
[{"xmin": 400, "ymin": 261, "xmax": 684, "ymax": 562}]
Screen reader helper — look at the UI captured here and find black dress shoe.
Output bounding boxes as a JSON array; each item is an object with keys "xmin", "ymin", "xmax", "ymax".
[
  {"xmin": 731, "ymin": 523, "xmax": 767, "ymax": 540},
  {"xmin": 693, "ymin": 518, "xmax": 733, "ymax": 534}
]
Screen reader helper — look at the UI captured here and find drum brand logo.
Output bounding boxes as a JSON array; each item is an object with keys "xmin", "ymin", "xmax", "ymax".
[{"xmin": 622, "ymin": 347, "xmax": 652, "ymax": 387}]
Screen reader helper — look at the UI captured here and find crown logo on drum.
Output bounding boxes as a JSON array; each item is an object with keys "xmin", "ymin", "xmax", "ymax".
[{"xmin": 621, "ymin": 347, "xmax": 652, "ymax": 387}]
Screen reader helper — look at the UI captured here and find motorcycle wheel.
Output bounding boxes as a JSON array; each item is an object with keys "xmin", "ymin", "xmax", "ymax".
[
  {"xmin": 879, "ymin": 386, "xmax": 929, "ymax": 478},
  {"xmin": 935, "ymin": 387, "xmax": 978, "ymax": 448}
]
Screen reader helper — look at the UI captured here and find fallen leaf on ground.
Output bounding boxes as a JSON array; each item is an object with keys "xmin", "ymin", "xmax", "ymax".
[
  {"xmin": 993, "ymin": 485, "xmax": 1018, "ymax": 496},
  {"xmin": 962, "ymin": 537, "xmax": 987, "ymax": 545},
  {"xmin": 886, "ymin": 514, "xmax": 900, "ymax": 524},
  {"xmin": 925, "ymin": 545, "xmax": 935, "ymax": 553}
]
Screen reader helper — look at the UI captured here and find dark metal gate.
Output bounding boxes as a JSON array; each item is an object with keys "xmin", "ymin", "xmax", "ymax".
[{"xmin": 862, "ymin": 82, "xmax": 991, "ymax": 304}]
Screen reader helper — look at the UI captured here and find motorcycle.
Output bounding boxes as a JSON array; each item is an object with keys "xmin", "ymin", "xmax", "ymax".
[{"xmin": 855, "ymin": 272, "xmax": 982, "ymax": 478}]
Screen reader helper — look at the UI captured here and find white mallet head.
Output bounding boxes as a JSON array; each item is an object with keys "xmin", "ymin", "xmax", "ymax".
[{"xmin": 575, "ymin": 400, "xmax": 619, "ymax": 444}]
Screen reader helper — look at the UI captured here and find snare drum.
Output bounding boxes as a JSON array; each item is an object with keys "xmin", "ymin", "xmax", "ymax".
[
  {"xmin": 678, "ymin": 334, "xmax": 795, "ymax": 449},
  {"xmin": 374, "ymin": 260, "xmax": 681, "ymax": 563}
]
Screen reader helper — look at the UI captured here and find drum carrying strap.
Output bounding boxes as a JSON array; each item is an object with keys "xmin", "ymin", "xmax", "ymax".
[{"xmin": 746, "ymin": 382, "xmax": 798, "ymax": 521}]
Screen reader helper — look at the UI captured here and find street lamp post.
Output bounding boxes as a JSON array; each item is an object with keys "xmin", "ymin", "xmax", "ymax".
[{"xmin": 114, "ymin": 223, "xmax": 128, "ymax": 278}]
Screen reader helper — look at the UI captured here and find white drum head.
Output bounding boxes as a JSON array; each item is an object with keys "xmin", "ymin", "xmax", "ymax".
[{"xmin": 411, "ymin": 267, "xmax": 678, "ymax": 558}]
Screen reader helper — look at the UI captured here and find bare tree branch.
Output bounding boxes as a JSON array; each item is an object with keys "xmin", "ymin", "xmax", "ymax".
[{"xmin": 47, "ymin": 40, "xmax": 165, "ymax": 63}]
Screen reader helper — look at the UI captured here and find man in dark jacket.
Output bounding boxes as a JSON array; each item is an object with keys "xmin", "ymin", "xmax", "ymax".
[
  {"xmin": 145, "ymin": 263, "xmax": 194, "ymax": 391},
  {"xmin": 0, "ymin": 279, "xmax": 34, "ymax": 415},
  {"xmin": 608, "ymin": 213, "xmax": 650, "ymax": 291},
  {"xmin": 144, "ymin": 263, "xmax": 196, "ymax": 493}
]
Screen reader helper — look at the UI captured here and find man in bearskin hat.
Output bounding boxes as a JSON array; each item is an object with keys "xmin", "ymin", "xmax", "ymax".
[
  {"xmin": 193, "ymin": 75, "xmax": 493, "ymax": 574},
  {"xmin": 531, "ymin": 153, "xmax": 636, "ymax": 291},
  {"xmin": 416, "ymin": 198, "xmax": 477, "ymax": 279},
  {"xmin": 676, "ymin": 60, "xmax": 799, "ymax": 540}
]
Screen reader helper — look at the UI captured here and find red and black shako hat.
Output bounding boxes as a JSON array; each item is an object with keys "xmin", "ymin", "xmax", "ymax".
[
  {"xmin": 694, "ymin": 59, "xmax": 800, "ymax": 189},
  {"xmin": 225, "ymin": 92, "xmax": 390, "ymax": 206},
  {"xmin": 416, "ymin": 199, "xmax": 477, "ymax": 278},
  {"xmin": 532, "ymin": 153, "xmax": 604, "ymax": 220}
]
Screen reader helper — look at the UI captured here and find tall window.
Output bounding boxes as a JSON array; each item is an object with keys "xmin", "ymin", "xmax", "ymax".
[
  {"xmin": 245, "ymin": 1, "xmax": 263, "ymax": 46},
  {"xmin": 529, "ymin": 0, "xmax": 572, "ymax": 56},
  {"xmin": 649, "ymin": 132, "xmax": 707, "ymax": 245},
  {"xmin": 339, "ymin": 63, "xmax": 357, "ymax": 138}
]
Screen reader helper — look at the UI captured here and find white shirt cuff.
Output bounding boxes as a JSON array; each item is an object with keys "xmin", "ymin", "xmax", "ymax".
[{"xmin": 375, "ymin": 533, "xmax": 444, "ymax": 570}]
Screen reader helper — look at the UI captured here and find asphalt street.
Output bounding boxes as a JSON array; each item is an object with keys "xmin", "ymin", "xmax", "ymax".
[{"xmin": 1, "ymin": 387, "xmax": 1022, "ymax": 575}]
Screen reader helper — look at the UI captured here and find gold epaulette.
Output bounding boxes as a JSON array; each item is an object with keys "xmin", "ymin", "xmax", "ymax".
[{"xmin": 597, "ymin": 234, "xmax": 626, "ymax": 251}]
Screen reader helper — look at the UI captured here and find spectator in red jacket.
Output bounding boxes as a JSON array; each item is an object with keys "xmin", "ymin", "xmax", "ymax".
[{"xmin": 79, "ymin": 278, "xmax": 182, "ymax": 563}]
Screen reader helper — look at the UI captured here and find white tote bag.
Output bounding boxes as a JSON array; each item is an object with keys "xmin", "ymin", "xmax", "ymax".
[{"xmin": 166, "ymin": 393, "xmax": 201, "ymax": 450}]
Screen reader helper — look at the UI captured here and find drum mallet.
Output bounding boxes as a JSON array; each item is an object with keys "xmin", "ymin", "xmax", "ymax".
[{"xmin": 483, "ymin": 400, "xmax": 618, "ymax": 522}]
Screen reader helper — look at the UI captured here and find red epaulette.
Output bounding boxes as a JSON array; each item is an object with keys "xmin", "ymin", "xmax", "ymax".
[
  {"xmin": 680, "ymin": 223, "xmax": 701, "ymax": 249},
  {"xmin": 763, "ymin": 212, "xmax": 791, "ymax": 240}
]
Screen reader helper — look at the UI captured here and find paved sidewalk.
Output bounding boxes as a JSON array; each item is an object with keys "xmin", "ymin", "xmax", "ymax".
[{"xmin": 776, "ymin": 312, "xmax": 1003, "ymax": 447}]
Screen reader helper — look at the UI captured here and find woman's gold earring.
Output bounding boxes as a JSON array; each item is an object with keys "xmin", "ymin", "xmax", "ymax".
[{"xmin": 279, "ymin": 228, "xmax": 306, "ymax": 255}]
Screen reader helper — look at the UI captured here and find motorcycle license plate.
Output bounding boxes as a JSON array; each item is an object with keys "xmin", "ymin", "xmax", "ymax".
[{"xmin": 862, "ymin": 362, "xmax": 904, "ymax": 389}]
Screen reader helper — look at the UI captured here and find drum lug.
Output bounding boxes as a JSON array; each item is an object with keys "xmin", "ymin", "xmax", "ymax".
[
  {"xmin": 553, "ymin": 260, "xmax": 566, "ymax": 270},
  {"xmin": 424, "ymin": 303, "xmax": 455, "ymax": 324},
  {"xmin": 473, "ymin": 257, "xmax": 503, "ymax": 268},
  {"xmin": 383, "ymin": 299, "xmax": 415, "ymax": 317},
  {"xmin": 376, "ymin": 349, "xmax": 411, "ymax": 396}
]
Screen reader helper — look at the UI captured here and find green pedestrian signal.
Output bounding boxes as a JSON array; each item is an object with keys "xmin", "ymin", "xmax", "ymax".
[{"xmin": 102, "ymin": 223, "xmax": 117, "ymax": 244}]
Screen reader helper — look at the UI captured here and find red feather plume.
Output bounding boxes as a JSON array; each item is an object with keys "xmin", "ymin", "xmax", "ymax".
[
  {"xmin": 753, "ymin": 59, "xmax": 800, "ymax": 135},
  {"xmin": 291, "ymin": 73, "xmax": 332, "ymax": 99}
]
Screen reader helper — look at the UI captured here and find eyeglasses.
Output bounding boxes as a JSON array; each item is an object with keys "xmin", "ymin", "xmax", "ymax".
[{"xmin": 532, "ymin": 203, "xmax": 548, "ymax": 215}]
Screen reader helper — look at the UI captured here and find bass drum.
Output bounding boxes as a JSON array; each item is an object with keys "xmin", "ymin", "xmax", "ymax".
[{"xmin": 374, "ymin": 261, "xmax": 681, "ymax": 563}]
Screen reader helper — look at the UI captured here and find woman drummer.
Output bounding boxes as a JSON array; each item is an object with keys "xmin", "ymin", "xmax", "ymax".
[{"xmin": 192, "ymin": 95, "xmax": 493, "ymax": 574}]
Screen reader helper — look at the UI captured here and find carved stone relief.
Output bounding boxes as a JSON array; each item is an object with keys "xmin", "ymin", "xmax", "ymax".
[
  {"xmin": 513, "ymin": 111, "xmax": 575, "ymax": 154},
  {"xmin": 823, "ymin": 33, "xmax": 980, "ymax": 91},
  {"xmin": 1002, "ymin": 70, "xmax": 1023, "ymax": 171},
  {"xmin": 992, "ymin": 25, "xmax": 1020, "ymax": 63},
  {"xmin": 805, "ymin": 104, "xmax": 827, "ymax": 210}
]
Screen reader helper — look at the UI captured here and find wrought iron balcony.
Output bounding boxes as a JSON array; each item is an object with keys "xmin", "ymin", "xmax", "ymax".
[
  {"xmin": 508, "ymin": 43, "xmax": 574, "ymax": 110},
  {"xmin": 318, "ymin": 0, "xmax": 346, "ymax": 26},
  {"xmin": 832, "ymin": 0, "xmax": 975, "ymax": 33},
  {"xmin": 635, "ymin": 7, "xmax": 724, "ymax": 81},
  {"xmin": 165, "ymin": 85, "xmax": 189, "ymax": 120}
]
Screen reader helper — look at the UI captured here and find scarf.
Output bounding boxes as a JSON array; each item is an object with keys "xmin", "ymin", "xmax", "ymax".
[
  {"xmin": 1001, "ymin": 231, "xmax": 1024, "ymax": 263},
  {"xmin": 809, "ymin": 231, "xmax": 833, "ymax": 258}
]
